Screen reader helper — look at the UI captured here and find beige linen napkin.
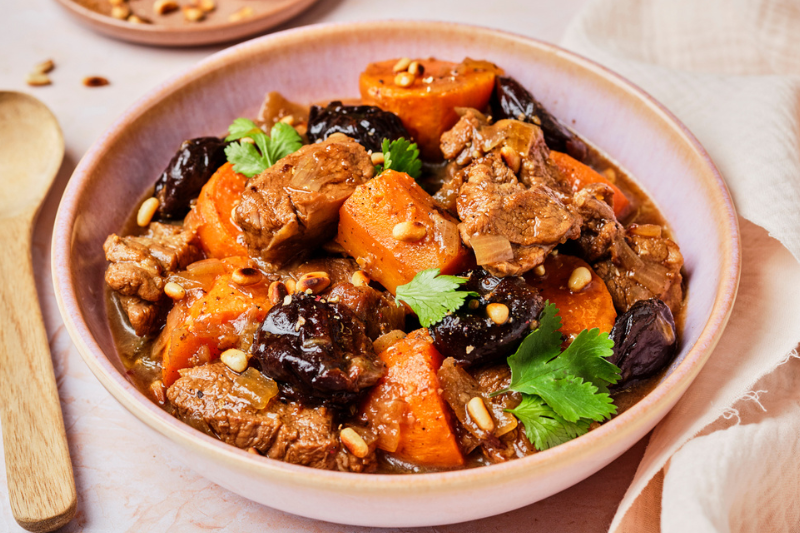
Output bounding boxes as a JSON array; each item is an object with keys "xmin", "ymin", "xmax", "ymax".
[{"xmin": 561, "ymin": 0, "xmax": 800, "ymax": 530}]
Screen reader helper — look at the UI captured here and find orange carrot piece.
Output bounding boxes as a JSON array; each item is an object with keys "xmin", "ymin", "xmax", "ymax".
[
  {"xmin": 191, "ymin": 162, "xmax": 249, "ymax": 259},
  {"xmin": 550, "ymin": 151, "xmax": 631, "ymax": 219}
]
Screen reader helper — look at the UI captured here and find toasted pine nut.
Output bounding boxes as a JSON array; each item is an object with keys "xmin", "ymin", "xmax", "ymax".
[
  {"xmin": 500, "ymin": 145, "xmax": 521, "ymax": 174},
  {"xmin": 220, "ymin": 348, "xmax": 248, "ymax": 373},
  {"xmin": 533, "ymin": 264, "xmax": 546, "ymax": 277},
  {"xmin": 296, "ymin": 272, "xmax": 331, "ymax": 295},
  {"xmin": 392, "ymin": 57, "xmax": 412, "ymax": 72},
  {"xmin": 25, "ymin": 72, "xmax": 51, "ymax": 87},
  {"xmin": 153, "ymin": 0, "xmax": 179, "ymax": 14},
  {"xmin": 351, "ymin": 271, "xmax": 370, "ymax": 287},
  {"xmin": 183, "ymin": 6, "xmax": 205, "ymax": 21},
  {"xmin": 340, "ymin": 427, "xmax": 370, "ymax": 458},
  {"xmin": 268, "ymin": 281, "xmax": 288, "ymax": 305},
  {"xmin": 279, "ymin": 115, "xmax": 295, "ymax": 125},
  {"xmin": 284, "ymin": 278, "xmax": 296, "ymax": 294},
  {"xmin": 408, "ymin": 61, "xmax": 424, "ymax": 77},
  {"xmin": 34, "ymin": 59, "xmax": 55, "ymax": 74},
  {"xmin": 602, "ymin": 168, "xmax": 617, "ymax": 182},
  {"xmin": 83, "ymin": 76, "xmax": 110, "ymax": 87},
  {"xmin": 486, "ymin": 303, "xmax": 510, "ymax": 325},
  {"xmin": 282, "ymin": 295, "xmax": 292, "ymax": 306},
  {"xmin": 247, "ymin": 447, "xmax": 260, "ymax": 455},
  {"xmin": 127, "ymin": 14, "xmax": 151, "ymax": 23},
  {"xmin": 164, "ymin": 281, "xmax": 186, "ymax": 300},
  {"xmin": 111, "ymin": 4, "xmax": 130, "ymax": 18},
  {"xmin": 295, "ymin": 124, "xmax": 307, "ymax": 136},
  {"xmin": 394, "ymin": 71, "xmax": 415, "ymax": 88},
  {"xmin": 629, "ymin": 223, "xmax": 662, "ymax": 238},
  {"xmin": 197, "ymin": 0, "xmax": 215, "ymax": 11},
  {"xmin": 370, "ymin": 152, "xmax": 385, "ymax": 166},
  {"xmin": 137, "ymin": 197, "xmax": 160, "ymax": 227},
  {"xmin": 467, "ymin": 397, "xmax": 495, "ymax": 433},
  {"xmin": 228, "ymin": 6, "xmax": 253, "ymax": 21},
  {"xmin": 568, "ymin": 266, "xmax": 592, "ymax": 292},
  {"xmin": 373, "ymin": 329, "xmax": 406, "ymax": 353},
  {"xmin": 240, "ymin": 136, "xmax": 255, "ymax": 144},
  {"xmin": 392, "ymin": 221, "xmax": 427, "ymax": 242},
  {"xmin": 232, "ymin": 267, "xmax": 261, "ymax": 286},
  {"xmin": 150, "ymin": 380, "xmax": 166, "ymax": 405}
]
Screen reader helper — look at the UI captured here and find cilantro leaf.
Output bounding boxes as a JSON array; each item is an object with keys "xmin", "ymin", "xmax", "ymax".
[
  {"xmin": 375, "ymin": 138, "xmax": 422, "ymax": 178},
  {"xmin": 223, "ymin": 119, "xmax": 304, "ymax": 178},
  {"xmin": 557, "ymin": 327, "xmax": 619, "ymax": 393},
  {"xmin": 395, "ymin": 268, "xmax": 478, "ymax": 327},
  {"xmin": 507, "ymin": 395, "xmax": 592, "ymax": 451}
]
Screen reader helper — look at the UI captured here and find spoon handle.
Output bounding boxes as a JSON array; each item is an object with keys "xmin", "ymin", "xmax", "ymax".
[{"xmin": 0, "ymin": 216, "xmax": 76, "ymax": 532}]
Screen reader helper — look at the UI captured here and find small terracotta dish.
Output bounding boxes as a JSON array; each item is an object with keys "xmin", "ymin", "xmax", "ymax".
[
  {"xmin": 52, "ymin": 21, "xmax": 740, "ymax": 527},
  {"xmin": 52, "ymin": 0, "xmax": 318, "ymax": 47}
]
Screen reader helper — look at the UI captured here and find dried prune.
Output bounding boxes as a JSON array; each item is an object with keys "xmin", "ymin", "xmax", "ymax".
[
  {"xmin": 428, "ymin": 269, "xmax": 544, "ymax": 367},
  {"xmin": 307, "ymin": 101, "xmax": 410, "ymax": 153},
  {"xmin": 154, "ymin": 137, "xmax": 228, "ymax": 220},
  {"xmin": 609, "ymin": 298, "xmax": 678, "ymax": 388},
  {"xmin": 251, "ymin": 293, "xmax": 385, "ymax": 405},
  {"xmin": 490, "ymin": 76, "xmax": 587, "ymax": 161}
]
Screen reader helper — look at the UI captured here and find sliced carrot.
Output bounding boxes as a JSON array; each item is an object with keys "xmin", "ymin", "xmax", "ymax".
[
  {"xmin": 360, "ymin": 58, "xmax": 502, "ymax": 160},
  {"xmin": 362, "ymin": 330, "xmax": 464, "ymax": 468},
  {"xmin": 550, "ymin": 151, "xmax": 631, "ymax": 220},
  {"xmin": 191, "ymin": 162, "xmax": 249, "ymax": 259},
  {"xmin": 525, "ymin": 254, "xmax": 617, "ymax": 345},
  {"xmin": 337, "ymin": 170, "xmax": 473, "ymax": 294}
]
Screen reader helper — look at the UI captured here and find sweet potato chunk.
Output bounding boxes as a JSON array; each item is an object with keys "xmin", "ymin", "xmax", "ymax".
[
  {"xmin": 525, "ymin": 253, "xmax": 617, "ymax": 344},
  {"xmin": 360, "ymin": 58, "xmax": 502, "ymax": 159},
  {"xmin": 361, "ymin": 330, "xmax": 464, "ymax": 468},
  {"xmin": 550, "ymin": 151, "xmax": 631, "ymax": 219},
  {"xmin": 337, "ymin": 170, "xmax": 473, "ymax": 294}
]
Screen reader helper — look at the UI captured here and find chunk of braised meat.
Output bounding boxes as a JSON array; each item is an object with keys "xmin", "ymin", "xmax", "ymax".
[
  {"xmin": 593, "ymin": 229, "xmax": 684, "ymax": 315},
  {"xmin": 307, "ymin": 101, "xmax": 410, "ymax": 153},
  {"xmin": 428, "ymin": 269, "xmax": 544, "ymax": 366},
  {"xmin": 490, "ymin": 76, "xmax": 588, "ymax": 162},
  {"xmin": 167, "ymin": 362, "xmax": 377, "ymax": 471},
  {"xmin": 456, "ymin": 152, "xmax": 581, "ymax": 276},
  {"xmin": 251, "ymin": 293, "xmax": 385, "ymax": 405},
  {"xmin": 572, "ymin": 183, "xmax": 624, "ymax": 262},
  {"xmin": 154, "ymin": 137, "xmax": 228, "ymax": 220},
  {"xmin": 609, "ymin": 299, "xmax": 678, "ymax": 388},
  {"xmin": 233, "ymin": 134, "xmax": 374, "ymax": 267},
  {"xmin": 104, "ymin": 222, "xmax": 201, "ymax": 335}
]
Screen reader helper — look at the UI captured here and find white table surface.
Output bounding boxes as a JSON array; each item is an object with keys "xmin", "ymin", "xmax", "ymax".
[{"xmin": 0, "ymin": 0, "xmax": 650, "ymax": 531}]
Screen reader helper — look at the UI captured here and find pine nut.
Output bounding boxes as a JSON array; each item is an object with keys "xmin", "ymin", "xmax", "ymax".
[
  {"xmin": 34, "ymin": 59, "xmax": 55, "ymax": 74},
  {"xmin": 183, "ymin": 6, "xmax": 205, "ymax": 21},
  {"xmin": 83, "ymin": 76, "xmax": 109, "ymax": 87},
  {"xmin": 240, "ymin": 136, "xmax": 255, "ymax": 144},
  {"xmin": 340, "ymin": 427, "xmax": 370, "ymax": 458},
  {"xmin": 602, "ymin": 168, "xmax": 617, "ymax": 182},
  {"xmin": 153, "ymin": 0, "xmax": 179, "ymax": 14},
  {"xmin": 392, "ymin": 221, "xmax": 427, "ymax": 242},
  {"xmin": 111, "ymin": 4, "xmax": 130, "ymax": 18},
  {"xmin": 127, "ymin": 14, "xmax": 151, "ymax": 23},
  {"xmin": 295, "ymin": 124, "xmax": 307, "ymax": 136},
  {"xmin": 568, "ymin": 266, "xmax": 592, "ymax": 292},
  {"xmin": 228, "ymin": 6, "xmax": 253, "ymax": 21},
  {"xmin": 296, "ymin": 272, "xmax": 331, "ymax": 294},
  {"xmin": 284, "ymin": 278, "xmax": 296, "ymax": 294},
  {"xmin": 220, "ymin": 348, "xmax": 248, "ymax": 373},
  {"xmin": 279, "ymin": 115, "xmax": 295, "ymax": 125},
  {"xmin": 392, "ymin": 57, "xmax": 412, "ymax": 73},
  {"xmin": 467, "ymin": 397, "xmax": 495, "ymax": 433},
  {"xmin": 628, "ymin": 224, "xmax": 662, "ymax": 238},
  {"xmin": 164, "ymin": 281, "xmax": 186, "ymax": 300},
  {"xmin": 150, "ymin": 380, "xmax": 166, "ymax": 405},
  {"xmin": 268, "ymin": 281, "xmax": 288, "ymax": 305},
  {"xmin": 25, "ymin": 72, "xmax": 51, "ymax": 87},
  {"xmin": 232, "ymin": 267, "xmax": 261, "ymax": 286},
  {"xmin": 247, "ymin": 447, "xmax": 260, "ymax": 455},
  {"xmin": 370, "ymin": 152, "xmax": 385, "ymax": 165},
  {"xmin": 533, "ymin": 265, "xmax": 546, "ymax": 277},
  {"xmin": 394, "ymin": 72, "xmax": 415, "ymax": 88},
  {"xmin": 137, "ymin": 197, "xmax": 160, "ymax": 226},
  {"xmin": 500, "ymin": 145, "xmax": 521, "ymax": 173},
  {"xmin": 351, "ymin": 271, "xmax": 370, "ymax": 287},
  {"xmin": 197, "ymin": 0, "xmax": 215, "ymax": 11},
  {"xmin": 486, "ymin": 303, "xmax": 510, "ymax": 325},
  {"xmin": 408, "ymin": 61, "xmax": 424, "ymax": 77}
]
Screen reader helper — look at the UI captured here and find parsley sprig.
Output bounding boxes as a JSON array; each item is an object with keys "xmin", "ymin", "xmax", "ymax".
[
  {"xmin": 224, "ymin": 118, "xmax": 303, "ymax": 178},
  {"xmin": 395, "ymin": 268, "xmax": 477, "ymax": 327},
  {"xmin": 374, "ymin": 138, "xmax": 422, "ymax": 178},
  {"xmin": 498, "ymin": 303, "xmax": 621, "ymax": 450}
]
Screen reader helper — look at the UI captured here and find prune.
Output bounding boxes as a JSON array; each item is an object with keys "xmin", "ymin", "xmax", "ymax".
[
  {"xmin": 154, "ymin": 137, "xmax": 228, "ymax": 220},
  {"xmin": 428, "ymin": 269, "xmax": 544, "ymax": 367},
  {"xmin": 307, "ymin": 101, "xmax": 410, "ymax": 153},
  {"xmin": 490, "ymin": 76, "xmax": 588, "ymax": 161},
  {"xmin": 609, "ymin": 298, "xmax": 678, "ymax": 388},
  {"xmin": 251, "ymin": 293, "xmax": 385, "ymax": 405}
]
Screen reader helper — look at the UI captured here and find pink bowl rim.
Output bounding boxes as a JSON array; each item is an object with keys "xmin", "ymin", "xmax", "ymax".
[{"xmin": 52, "ymin": 20, "xmax": 740, "ymax": 493}]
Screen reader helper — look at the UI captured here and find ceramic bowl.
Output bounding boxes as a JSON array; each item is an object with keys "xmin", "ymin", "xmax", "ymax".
[{"xmin": 52, "ymin": 21, "xmax": 740, "ymax": 527}]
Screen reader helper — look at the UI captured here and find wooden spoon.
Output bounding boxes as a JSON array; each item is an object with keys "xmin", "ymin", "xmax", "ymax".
[{"xmin": 0, "ymin": 92, "xmax": 76, "ymax": 532}]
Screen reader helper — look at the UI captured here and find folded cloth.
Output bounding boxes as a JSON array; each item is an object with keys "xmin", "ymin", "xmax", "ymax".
[{"xmin": 561, "ymin": 1, "xmax": 800, "ymax": 531}]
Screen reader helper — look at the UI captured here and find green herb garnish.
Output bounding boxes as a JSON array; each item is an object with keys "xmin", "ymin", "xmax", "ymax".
[
  {"xmin": 224, "ymin": 118, "xmax": 303, "ymax": 178},
  {"xmin": 498, "ymin": 303, "xmax": 621, "ymax": 450},
  {"xmin": 375, "ymin": 138, "xmax": 422, "ymax": 178},
  {"xmin": 395, "ymin": 268, "xmax": 478, "ymax": 327}
]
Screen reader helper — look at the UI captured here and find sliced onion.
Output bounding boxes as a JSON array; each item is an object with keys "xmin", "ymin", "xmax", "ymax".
[
  {"xmin": 373, "ymin": 330, "xmax": 407, "ymax": 354},
  {"xmin": 631, "ymin": 262, "xmax": 670, "ymax": 294},
  {"xmin": 232, "ymin": 368, "xmax": 279, "ymax": 411},
  {"xmin": 470, "ymin": 234, "xmax": 514, "ymax": 265},
  {"xmin": 432, "ymin": 214, "xmax": 461, "ymax": 258},
  {"xmin": 186, "ymin": 258, "xmax": 226, "ymax": 277},
  {"xmin": 289, "ymin": 156, "xmax": 322, "ymax": 192},
  {"xmin": 616, "ymin": 239, "xmax": 644, "ymax": 271}
]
